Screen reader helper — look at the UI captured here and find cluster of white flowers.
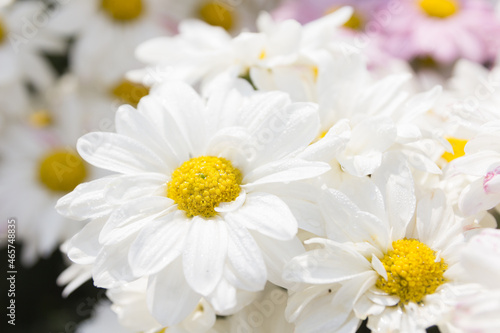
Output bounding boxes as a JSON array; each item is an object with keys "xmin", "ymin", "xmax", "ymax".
[{"xmin": 2, "ymin": 0, "xmax": 500, "ymax": 332}]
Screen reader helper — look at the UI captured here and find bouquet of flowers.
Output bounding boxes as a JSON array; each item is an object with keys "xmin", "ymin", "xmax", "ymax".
[{"xmin": 2, "ymin": 0, "xmax": 500, "ymax": 332}]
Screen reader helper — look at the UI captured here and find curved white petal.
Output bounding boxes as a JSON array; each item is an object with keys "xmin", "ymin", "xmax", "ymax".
[
  {"xmin": 147, "ymin": 259, "xmax": 201, "ymax": 326},
  {"xmin": 77, "ymin": 132, "xmax": 168, "ymax": 174},
  {"xmin": 182, "ymin": 217, "xmax": 228, "ymax": 296},
  {"xmin": 129, "ymin": 211, "xmax": 188, "ymax": 277},
  {"xmin": 224, "ymin": 192, "xmax": 297, "ymax": 241}
]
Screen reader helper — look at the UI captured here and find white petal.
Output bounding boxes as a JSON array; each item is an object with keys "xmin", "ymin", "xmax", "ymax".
[
  {"xmin": 243, "ymin": 158, "xmax": 330, "ymax": 186},
  {"xmin": 371, "ymin": 254, "xmax": 387, "ymax": 281},
  {"xmin": 77, "ymin": 132, "xmax": 168, "ymax": 174},
  {"xmin": 92, "ymin": 241, "xmax": 135, "ymax": 288},
  {"xmin": 148, "ymin": 259, "xmax": 201, "ymax": 326},
  {"xmin": 99, "ymin": 196, "xmax": 173, "ymax": 245},
  {"xmin": 372, "ymin": 151, "xmax": 415, "ymax": 240},
  {"xmin": 56, "ymin": 176, "xmax": 119, "ymax": 220},
  {"xmin": 225, "ymin": 222, "xmax": 266, "ymax": 291},
  {"xmin": 182, "ymin": 217, "xmax": 228, "ymax": 296},
  {"xmin": 129, "ymin": 211, "xmax": 189, "ymax": 277},
  {"xmin": 115, "ymin": 105, "xmax": 183, "ymax": 170},
  {"xmin": 460, "ymin": 178, "xmax": 500, "ymax": 216},
  {"xmin": 283, "ymin": 242, "xmax": 372, "ymax": 284},
  {"xmin": 320, "ymin": 188, "xmax": 389, "ymax": 248},
  {"xmin": 252, "ymin": 232, "xmax": 305, "ymax": 288},
  {"xmin": 224, "ymin": 192, "xmax": 297, "ymax": 241},
  {"xmin": 67, "ymin": 219, "xmax": 104, "ymax": 265}
]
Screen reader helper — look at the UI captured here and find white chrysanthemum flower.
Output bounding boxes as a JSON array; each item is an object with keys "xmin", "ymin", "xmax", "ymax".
[
  {"xmin": 0, "ymin": 76, "xmax": 108, "ymax": 265},
  {"xmin": 292, "ymin": 67, "xmax": 445, "ymax": 183},
  {"xmin": 283, "ymin": 163, "xmax": 475, "ymax": 333},
  {"xmin": 129, "ymin": 7, "xmax": 352, "ymax": 89},
  {"xmin": 47, "ymin": 0, "xmax": 169, "ymax": 87},
  {"xmin": 0, "ymin": 1, "xmax": 64, "ymax": 118},
  {"xmin": 57, "ymin": 80, "xmax": 330, "ymax": 325},
  {"xmin": 448, "ymin": 228, "xmax": 500, "ymax": 333}
]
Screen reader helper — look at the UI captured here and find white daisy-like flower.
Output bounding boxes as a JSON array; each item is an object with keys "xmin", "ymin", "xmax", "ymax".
[
  {"xmin": 0, "ymin": 76, "xmax": 108, "ymax": 265},
  {"xmin": 0, "ymin": 1, "xmax": 64, "ymax": 118},
  {"xmin": 48, "ymin": 0, "xmax": 170, "ymax": 87},
  {"xmin": 129, "ymin": 7, "xmax": 353, "ymax": 89},
  {"xmin": 448, "ymin": 228, "xmax": 500, "ymax": 333},
  {"xmin": 283, "ymin": 159, "xmax": 474, "ymax": 333},
  {"xmin": 57, "ymin": 80, "xmax": 330, "ymax": 325},
  {"xmin": 292, "ymin": 65, "xmax": 445, "ymax": 182}
]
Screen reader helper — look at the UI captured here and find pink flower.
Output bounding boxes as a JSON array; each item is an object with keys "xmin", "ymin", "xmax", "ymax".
[{"xmin": 381, "ymin": 0, "xmax": 500, "ymax": 64}]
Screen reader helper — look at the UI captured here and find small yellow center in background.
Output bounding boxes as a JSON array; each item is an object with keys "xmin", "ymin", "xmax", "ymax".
[
  {"xmin": 343, "ymin": 11, "xmax": 363, "ymax": 30},
  {"xmin": 101, "ymin": 0, "xmax": 143, "ymax": 22},
  {"xmin": 38, "ymin": 150, "xmax": 87, "ymax": 192},
  {"xmin": 376, "ymin": 238, "xmax": 447, "ymax": 304},
  {"xmin": 29, "ymin": 110, "xmax": 53, "ymax": 128},
  {"xmin": 167, "ymin": 156, "xmax": 242, "ymax": 218},
  {"xmin": 419, "ymin": 0, "xmax": 458, "ymax": 18},
  {"xmin": 0, "ymin": 19, "xmax": 6, "ymax": 43},
  {"xmin": 111, "ymin": 79, "xmax": 149, "ymax": 107},
  {"xmin": 325, "ymin": 7, "xmax": 364, "ymax": 30},
  {"xmin": 441, "ymin": 137, "xmax": 467, "ymax": 163},
  {"xmin": 199, "ymin": 1, "xmax": 234, "ymax": 31}
]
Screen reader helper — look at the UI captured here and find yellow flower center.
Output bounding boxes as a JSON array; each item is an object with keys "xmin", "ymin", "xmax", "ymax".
[
  {"xmin": 101, "ymin": 0, "xmax": 144, "ymax": 22},
  {"xmin": 0, "ymin": 18, "xmax": 6, "ymax": 43},
  {"xmin": 441, "ymin": 137, "xmax": 467, "ymax": 163},
  {"xmin": 38, "ymin": 150, "xmax": 87, "ymax": 192},
  {"xmin": 419, "ymin": 0, "xmax": 458, "ymax": 18},
  {"xmin": 199, "ymin": 1, "xmax": 234, "ymax": 31},
  {"xmin": 375, "ymin": 238, "xmax": 447, "ymax": 304},
  {"xmin": 111, "ymin": 79, "xmax": 150, "ymax": 107},
  {"xmin": 325, "ymin": 7, "xmax": 364, "ymax": 30},
  {"xmin": 167, "ymin": 156, "xmax": 242, "ymax": 218},
  {"xmin": 29, "ymin": 110, "xmax": 53, "ymax": 128}
]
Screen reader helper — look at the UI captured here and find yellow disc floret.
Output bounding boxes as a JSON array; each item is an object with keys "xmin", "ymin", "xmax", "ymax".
[
  {"xmin": 167, "ymin": 156, "xmax": 242, "ymax": 218},
  {"xmin": 0, "ymin": 18, "xmax": 6, "ymax": 43},
  {"xmin": 419, "ymin": 0, "xmax": 458, "ymax": 18},
  {"xmin": 111, "ymin": 79, "xmax": 150, "ymax": 107},
  {"xmin": 343, "ymin": 11, "xmax": 363, "ymax": 30},
  {"xmin": 29, "ymin": 110, "xmax": 53, "ymax": 128},
  {"xmin": 441, "ymin": 137, "xmax": 467, "ymax": 163},
  {"xmin": 375, "ymin": 238, "xmax": 447, "ymax": 304},
  {"xmin": 325, "ymin": 7, "xmax": 364, "ymax": 30},
  {"xmin": 199, "ymin": 1, "xmax": 234, "ymax": 31},
  {"xmin": 38, "ymin": 150, "xmax": 87, "ymax": 192},
  {"xmin": 101, "ymin": 0, "xmax": 143, "ymax": 22}
]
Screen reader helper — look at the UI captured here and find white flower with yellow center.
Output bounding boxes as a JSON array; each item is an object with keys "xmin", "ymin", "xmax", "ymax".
[
  {"xmin": 57, "ymin": 81, "xmax": 330, "ymax": 326},
  {"xmin": 283, "ymin": 163, "xmax": 472, "ymax": 333},
  {"xmin": 289, "ymin": 62, "xmax": 445, "ymax": 183},
  {"xmin": 47, "ymin": 0, "xmax": 169, "ymax": 87},
  {"xmin": 0, "ymin": 77, "xmax": 108, "ymax": 265},
  {"xmin": 129, "ymin": 7, "xmax": 353, "ymax": 89}
]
